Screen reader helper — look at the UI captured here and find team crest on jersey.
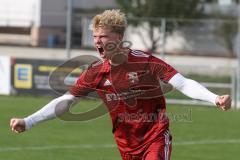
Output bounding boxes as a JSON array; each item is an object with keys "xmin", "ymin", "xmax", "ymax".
[
  {"xmin": 103, "ymin": 79, "xmax": 112, "ymax": 86},
  {"xmin": 126, "ymin": 72, "xmax": 139, "ymax": 84}
]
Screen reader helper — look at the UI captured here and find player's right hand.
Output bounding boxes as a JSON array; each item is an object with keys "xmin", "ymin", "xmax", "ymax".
[{"xmin": 10, "ymin": 118, "xmax": 26, "ymax": 133}]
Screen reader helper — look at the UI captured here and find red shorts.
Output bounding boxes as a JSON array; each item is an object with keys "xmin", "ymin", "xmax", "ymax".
[{"xmin": 120, "ymin": 131, "xmax": 172, "ymax": 160}]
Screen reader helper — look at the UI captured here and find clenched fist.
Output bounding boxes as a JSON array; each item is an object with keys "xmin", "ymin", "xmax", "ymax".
[
  {"xmin": 10, "ymin": 118, "xmax": 26, "ymax": 133},
  {"xmin": 215, "ymin": 95, "xmax": 232, "ymax": 111}
]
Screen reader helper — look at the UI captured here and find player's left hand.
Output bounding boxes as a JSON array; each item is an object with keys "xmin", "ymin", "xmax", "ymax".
[{"xmin": 215, "ymin": 95, "xmax": 232, "ymax": 111}]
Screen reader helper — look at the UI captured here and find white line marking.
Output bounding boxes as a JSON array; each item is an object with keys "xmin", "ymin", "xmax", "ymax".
[
  {"xmin": 174, "ymin": 139, "xmax": 240, "ymax": 146},
  {"xmin": 0, "ymin": 139, "xmax": 240, "ymax": 152},
  {"xmin": 0, "ymin": 144, "xmax": 116, "ymax": 152}
]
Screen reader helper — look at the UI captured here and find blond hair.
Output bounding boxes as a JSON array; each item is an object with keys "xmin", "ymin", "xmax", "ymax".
[{"xmin": 91, "ymin": 9, "xmax": 127, "ymax": 35}]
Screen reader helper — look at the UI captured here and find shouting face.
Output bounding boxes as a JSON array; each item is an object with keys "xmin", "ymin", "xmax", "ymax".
[{"xmin": 93, "ymin": 27, "xmax": 123, "ymax": 60}]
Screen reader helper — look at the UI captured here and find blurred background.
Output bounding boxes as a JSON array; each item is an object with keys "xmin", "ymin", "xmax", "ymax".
[
  {"xmin": 0, "ymin": 0, "xmax": 240, "ymax": 160},
  {"xmin": 0, "ymin": 0, "xmax": 239, "ymax": 107}
]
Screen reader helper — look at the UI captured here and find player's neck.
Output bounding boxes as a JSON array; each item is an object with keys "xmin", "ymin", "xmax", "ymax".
[
  {"xmin": 109, "ymin": 50, "xmax": 129, "ymax": 66},
  {"xmin": 109, "ymin": 54, "xmax": 128, "ymax": 66},
  {"xmin": 109, "ymin": 60, "xmax": 120, "ymax": 66}
]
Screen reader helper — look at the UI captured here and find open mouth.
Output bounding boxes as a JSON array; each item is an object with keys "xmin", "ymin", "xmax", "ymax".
[{"xmin": 97, "ymin": 47, "xmax": 104, "ymax": 56}]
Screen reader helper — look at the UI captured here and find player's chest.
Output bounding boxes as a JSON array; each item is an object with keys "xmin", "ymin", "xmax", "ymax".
[{"xmin": 98, "ymin": 65, "xmax": 158, "ymax": 92}]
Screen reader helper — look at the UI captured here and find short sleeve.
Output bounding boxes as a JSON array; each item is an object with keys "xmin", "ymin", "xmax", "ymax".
[
  {"xmin": 69, "ymin": 69, "xmax": 98, "ymax": 97},
  {"xmin": 149, "ymin": 55, "xmax": 178, "ymax": 82}
]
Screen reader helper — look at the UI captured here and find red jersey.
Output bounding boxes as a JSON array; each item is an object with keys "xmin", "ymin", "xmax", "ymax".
[{"xmin": 70, "ymin": 50, "xmax": 177, "ymax": 154}]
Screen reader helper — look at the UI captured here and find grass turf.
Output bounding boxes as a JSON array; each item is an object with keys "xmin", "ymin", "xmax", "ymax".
[{"xmin": 0, "ymin": 95, "xmax": 239, "ymax": 160}]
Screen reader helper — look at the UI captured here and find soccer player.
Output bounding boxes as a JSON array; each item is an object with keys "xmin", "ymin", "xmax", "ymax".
[{"xmin": 10, "ymin": 10, "xmax": 231, "ymax": 160}]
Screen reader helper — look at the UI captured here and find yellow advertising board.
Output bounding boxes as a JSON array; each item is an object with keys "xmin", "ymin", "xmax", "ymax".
[{"xmin": 14, "ymin": 64, "xmax": 32, "ymax": 89}]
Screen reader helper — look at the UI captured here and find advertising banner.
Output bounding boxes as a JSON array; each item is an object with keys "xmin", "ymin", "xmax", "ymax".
[{"xmin": 11, "ymin": 58, "xmax": 81, "ymax": 96}]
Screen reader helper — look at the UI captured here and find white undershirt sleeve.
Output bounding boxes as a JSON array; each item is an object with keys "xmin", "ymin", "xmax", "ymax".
[
  {"xmin": 24, "ymin": 94, "xmax": 79, "ymax": 130},
  {"xmin": 168, "ymin": 73, "xmax": 218, "ymax": 105}
]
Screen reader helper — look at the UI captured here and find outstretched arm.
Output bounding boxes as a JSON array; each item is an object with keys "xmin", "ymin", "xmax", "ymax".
[
  {"xmin": 10, "ymin": 93, "xmax": 79, "ymax": 133},
  {"xmin": 168, "ymin": 73, "xmax": 231, "ymax": 110}
]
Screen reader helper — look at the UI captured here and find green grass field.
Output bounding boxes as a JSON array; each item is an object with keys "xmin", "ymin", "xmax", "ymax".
[{"xmin": 1, "ymin": 95, "xmax": 240, "ymax": 160}]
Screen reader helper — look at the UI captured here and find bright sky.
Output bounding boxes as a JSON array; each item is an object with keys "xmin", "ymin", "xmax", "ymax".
[{"xmin": 218, "ymin": 0, "xmax": 232, "ymax": 5}]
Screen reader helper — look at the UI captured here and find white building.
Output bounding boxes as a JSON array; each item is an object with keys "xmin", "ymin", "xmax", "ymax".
[
  {"xmin": 0, "ymin": 0, "xmax": 238, "ymax": 57},
  {"xmin": 0, "ymin": 0, "xmax": 117, "ymax": 46}
]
